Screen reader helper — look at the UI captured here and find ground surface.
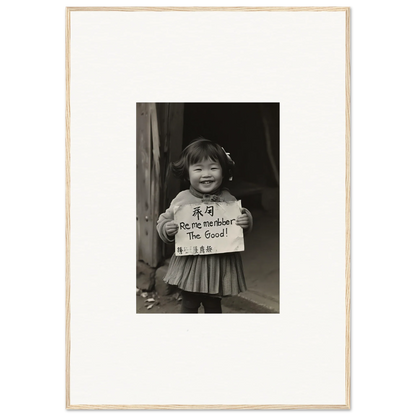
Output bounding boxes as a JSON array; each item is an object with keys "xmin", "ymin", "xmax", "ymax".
[{"xmin": 136, "ymin": 287, "xmax": 275, "ymax": 314}]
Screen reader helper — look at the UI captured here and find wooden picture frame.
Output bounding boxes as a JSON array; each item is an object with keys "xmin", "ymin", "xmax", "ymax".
[{"xmin": 62, "ymin": 3, "xmax": 356, "ymax": 414}]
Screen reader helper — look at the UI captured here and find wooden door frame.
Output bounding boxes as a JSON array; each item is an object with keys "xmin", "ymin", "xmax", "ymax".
[{"xmin": 137, "ymin": 103, "xmax": 184, "ymax": 268}]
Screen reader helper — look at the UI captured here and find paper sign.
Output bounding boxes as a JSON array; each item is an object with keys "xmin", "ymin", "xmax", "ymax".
[{"xmin": 173, "ymin": 201, "xmax": 244, "ymax": 256}]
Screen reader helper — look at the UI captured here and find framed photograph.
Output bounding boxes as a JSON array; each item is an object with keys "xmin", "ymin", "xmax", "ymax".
[
  {"xmin": 66, "ymin": 7, "xmax": 350, "ymax": 409},
  {"xmin": 135, "ymin": 102, "xmax": 280, "ymax": 315}
]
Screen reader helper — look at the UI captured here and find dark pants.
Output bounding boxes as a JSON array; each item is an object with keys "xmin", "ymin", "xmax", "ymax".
[{"xmin": 181, "ymin": 290, "xmax": 222, "ymax": 313}]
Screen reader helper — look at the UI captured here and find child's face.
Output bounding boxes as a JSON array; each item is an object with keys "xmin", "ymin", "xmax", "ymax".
[{"xmin": 188, "ymin": 158, "xmax": 223, "ymax": 194}]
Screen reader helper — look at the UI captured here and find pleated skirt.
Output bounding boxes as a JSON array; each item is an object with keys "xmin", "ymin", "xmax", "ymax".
[{"xmin": 164, "ymin": 253, "xmax": 247, "ymax": 297}]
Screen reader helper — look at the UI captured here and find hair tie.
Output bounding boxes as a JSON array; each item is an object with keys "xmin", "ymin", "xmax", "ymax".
[
  {"xmin": 221, "ymin": 147, "xmax": 235, "ymax": 181},
  {"xmin": 221, "ymin": 147, "xmax": 234, "ymax": 164}
]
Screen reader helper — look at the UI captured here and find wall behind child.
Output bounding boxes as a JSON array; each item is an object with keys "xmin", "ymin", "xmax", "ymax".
[{"xmin": 182, "ymin": 103, "xmax": 279, "ymax": 189}]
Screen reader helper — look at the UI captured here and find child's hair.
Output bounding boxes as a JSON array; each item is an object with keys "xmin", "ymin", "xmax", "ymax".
[{"xmin": 171, "ymin": 137, "xmax": 235, "ymax": 185}]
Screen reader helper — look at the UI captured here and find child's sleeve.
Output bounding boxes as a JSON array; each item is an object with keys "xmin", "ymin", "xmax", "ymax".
[
  {"xmin": 157, "ymin": 192, "xmax": 187, "ymax": 245},
  {"xmin": 223, "ymin": 190, "xmax": 254, "ymax": 234},
  {"xmin": 241, "ymin": 207, "xmax": 254, "ymax": 235},
  {"xmin": 156, "ymin": 205, "xmax": 175, "ymax": 244}
]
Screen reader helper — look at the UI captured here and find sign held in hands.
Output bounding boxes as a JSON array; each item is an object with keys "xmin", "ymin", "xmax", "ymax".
[{"xmin": 173, "ymin": 201, "xmax": 244, "ymax": 256}]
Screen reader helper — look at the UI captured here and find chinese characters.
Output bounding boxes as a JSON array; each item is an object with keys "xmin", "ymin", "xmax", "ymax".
[
  {"xmin": 177, "ymin": 245, "xmax": 214, "ymax": 255},
  {"xmin": 192, "ymin": 205, "xmax": 215, "ymax": 220}
]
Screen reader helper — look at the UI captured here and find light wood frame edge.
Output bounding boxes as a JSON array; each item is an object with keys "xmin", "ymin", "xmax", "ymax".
[
  {"xmin": 63, "ymin": 4, "xmax": 352, "ymax": 410},
  {"xmin": 66, "ymin": 6, "xmax": 349, "ymax": 12},
  {"xmin": 67, "ymin": 404, "xmax": 350, "ymax": 410},
  {"xmin": 65, "ymin": 6, "xmax": 71, "ymax": 410}
]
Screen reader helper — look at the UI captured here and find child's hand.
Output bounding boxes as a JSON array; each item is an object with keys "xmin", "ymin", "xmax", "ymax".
[
  {"xmin": 166, "ymin": 221, "xmax": 179, "ymax": 237},
  {"xmin": 236, "ymin": 214, "xmax": 250, "ymax": 229}
]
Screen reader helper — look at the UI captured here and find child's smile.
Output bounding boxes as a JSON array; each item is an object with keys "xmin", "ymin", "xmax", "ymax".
[{"xmin": 189, "ymin": 158, "xmax": 223, "ymax": 194}]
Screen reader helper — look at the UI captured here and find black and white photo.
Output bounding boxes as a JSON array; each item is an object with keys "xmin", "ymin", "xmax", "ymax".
[{"xmin": 136, "ymin": 103, "xmax": 280, "ymax": 313}]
